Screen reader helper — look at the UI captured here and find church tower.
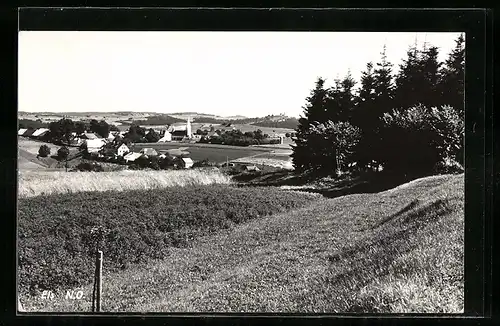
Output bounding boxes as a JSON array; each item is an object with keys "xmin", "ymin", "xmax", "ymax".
[{"xmin": 186, "ymin": 117, "xmax": 192, "ymax": 138}]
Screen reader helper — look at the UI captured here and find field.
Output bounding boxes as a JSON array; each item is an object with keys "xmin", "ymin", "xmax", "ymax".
[
  {"xmin": 18, "ymin": 138, "xmax": 70, "ymax": 170},
  {"xmin": 131, "ymin": 142, "xmax": 274, "ymax": 163},
  {"xmin": 18, "ymin": 169, "xmax": 232, "ymax": 198},
  {"xmin": 18, "ymin": 186, "xmax": 320, "ymax": 295},
  {"xmin": 231, "ymin": 123, "xmax": 295, "ymax": 135},
  {"xmin": 18, "ymin": 173, "xmax": 464, "ymax": 313},
  {"xmin": 231, "ymin": 151, "xmax": 294, "ymax": 170},
  {"xmin": 18, "ymin": 137, "xmax": 66, "ymax": 156},
  {"xmin": 17, "ymin": 137, "xmax": 125, "ymax": 172}
]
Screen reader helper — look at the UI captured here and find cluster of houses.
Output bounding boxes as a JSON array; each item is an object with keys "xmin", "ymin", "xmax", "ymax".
[
  {"xmin": 103, "ymin": 144, "xmax": 194, "ymax": 169},
  {"xmin": 18, "ymin": 127, "xmax": 194, "ymax": 169}
]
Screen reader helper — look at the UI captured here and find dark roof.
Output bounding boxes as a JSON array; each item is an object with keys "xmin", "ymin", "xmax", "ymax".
[
  {"xmin": 23, "ymin": 129, "xmax": 36, "ymax": 137},
  {"xmin": 171, "ymin": 130, "xmax": 187, "ymax": 137},
  {"xmin": 82, "ymin": 133, "xmax": 99, "ymax": 139}
]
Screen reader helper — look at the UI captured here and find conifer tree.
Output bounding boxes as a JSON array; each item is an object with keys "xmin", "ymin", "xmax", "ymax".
[
  {"xmin": 292, "ymin": 77, "xmax": 330, "ymax": 172},
  {"xmin": 352, "ymin": 62, "xmax": 376, "ymax": 129},
  {"xmin": 439, "ymin": 33, "xmax": 465, "ymax": 117},
  {"xmin": 336, "ymin": 70, "xmax": 357, "ymax": 123},
  {"xmin": 353, "ymin": 46, "xmax": 395, "ymax": 170},
  {"xmin": 373, "ymin": 45, "xmax": 395, "ymax": 120},
  {"xmin": 394, "ymin": 43, "xmax": 422, "ymax": 110},
  {"xmin": 419, "ymin": 44, "xmax": 442, "ymax": 108}
]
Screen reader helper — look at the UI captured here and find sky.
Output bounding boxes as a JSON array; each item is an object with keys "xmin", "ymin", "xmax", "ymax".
[{"xmin": 18, "ymin": 31, "xmax": 462, "ymax": 118}]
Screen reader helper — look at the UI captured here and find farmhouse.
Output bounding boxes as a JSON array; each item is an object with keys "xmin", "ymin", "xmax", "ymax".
[
  {"xmin": 124, "ymin": 152, "xmax": 142, "ymax": 162},
  {"xmin": 117, "ymin": 143, "xmax": 130, "ymax": 157},
  {"xmin": 84, "ymin": 139, "xmax": 106, "ymax": 153},
  {"xmin": 140, "ymin": 148, "xmax": 158, "ymax": 157},
  {"xmin": 158, "ymin": 131, "xmax": 172, "ymax": 142}
]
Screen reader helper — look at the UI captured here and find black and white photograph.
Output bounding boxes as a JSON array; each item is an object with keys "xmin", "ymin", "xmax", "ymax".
[{"xmin": 17, "ymin": 28, "xmax": 465, "ymax": 313}]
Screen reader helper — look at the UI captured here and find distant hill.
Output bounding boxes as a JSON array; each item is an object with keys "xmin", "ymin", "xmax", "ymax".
[
  {"xmin": 18, "ymin": 111, "xmax": 298, "ymax": 129},
  {"xmin": 124, "ymin": 115, "xmax": 186, "ymax": 126},
  {"xmin": 169, "ymin": 112, "xmax": 249, "ymax": 121}
]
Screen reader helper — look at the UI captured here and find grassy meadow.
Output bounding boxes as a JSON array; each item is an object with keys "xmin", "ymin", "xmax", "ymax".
[
  {"xmin": 19, "ymin": 173, "xmax": 464, "ymax": 313},
  {"xmin": 18, "ymin": 169, "xmax": 232, "ymax": 198},
  {"xmin": 18, "ymin": 185, "xmax": 321, "ymax": 296},
  {"xmin": 131, "ymin": 142, "xmax": 272, "ymax": 163}
]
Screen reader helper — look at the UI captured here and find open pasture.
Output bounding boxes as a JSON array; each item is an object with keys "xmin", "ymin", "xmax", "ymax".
[{"xmin": 131, "ymin": 142, "xmax": 273, "ymax": 163}]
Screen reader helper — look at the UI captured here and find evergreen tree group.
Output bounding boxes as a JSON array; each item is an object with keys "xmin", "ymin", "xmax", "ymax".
[{"xmin": 292, "ymin": 34, "xmax": 465, "ymax": 176}]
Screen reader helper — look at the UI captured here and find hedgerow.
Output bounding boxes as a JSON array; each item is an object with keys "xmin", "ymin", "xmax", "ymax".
[{"xmin": 18, "ymin": 185, "xmax": 319, "ymax": 294}]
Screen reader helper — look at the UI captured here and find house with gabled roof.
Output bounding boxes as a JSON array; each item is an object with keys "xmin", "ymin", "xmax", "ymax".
[{"xmin": 116, "ymin": 143, "xmax": 130, "ymax": 157}]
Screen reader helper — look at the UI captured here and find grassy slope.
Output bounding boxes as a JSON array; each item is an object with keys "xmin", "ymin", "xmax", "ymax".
[{"xmin": 24, "ymin": 174, "xmax": 464, "ymax": 313}]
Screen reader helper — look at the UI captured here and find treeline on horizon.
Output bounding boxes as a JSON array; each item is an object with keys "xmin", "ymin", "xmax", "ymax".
[
  {"xmin": 126, "ymin": 115, "xmax": 299, "ymax": 130},
  {"xmin": 292, "ymin": 34, "xmax": 465, "ymax": 177}
]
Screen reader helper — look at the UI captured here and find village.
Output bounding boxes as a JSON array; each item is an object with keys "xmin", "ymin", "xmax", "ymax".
[{"xmin": 18, "ymin": 117, "xmax": 294, "ymax": 172}]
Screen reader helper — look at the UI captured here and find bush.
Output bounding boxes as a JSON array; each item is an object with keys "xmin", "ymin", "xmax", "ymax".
[
  {"xmin": 192, "ymin": 158, "xmax": 215, "ymax": 168},
  {"xmin": 75, "ymin": 161, "xmax": 104, "ymax": 172},
  {"xmin": 38, "ymin": 145, "xmax": 51, "ymax": 158},
  {"xmin": 18, "ymin": 186, "xmax": 320, "ymax": 294},
  {"xmin": 292, "ymin": 121, "xmax": 361, "ymax": 175},
  {"xmin": 380, "ymin": 105, "xmax": 464, "ymax": 175},
  {"xmin": 57, "ymin": 146, "xmax": 70, "ymax": 161}
]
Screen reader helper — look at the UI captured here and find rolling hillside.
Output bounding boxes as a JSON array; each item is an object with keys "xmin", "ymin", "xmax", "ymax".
[{"xmin": 21, "ymin": 174, "xmax": 464, "ymax": 313}]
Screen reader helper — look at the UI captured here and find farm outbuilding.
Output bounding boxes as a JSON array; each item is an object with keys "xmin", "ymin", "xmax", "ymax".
[
  {"xmin": 124, "ymin": 152, "xmax": 143, "ymax": 162},
  {"xmin": 179, "ymin": 157, "xmax": 194, "ymax": 169},
  {"xmin": 244, "ymin": 165, "xmax": 260, "ymax": 172},
  {"xmin": 85, "ymin": 139, "xmax": 106, "ymax": 153},
  {"xmin": 18, "ymin": 128, "xmax": 27, "ymax": 136}
]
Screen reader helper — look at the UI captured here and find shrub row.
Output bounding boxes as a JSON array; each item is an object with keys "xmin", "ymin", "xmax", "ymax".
[{"xmin": 18, "ymin": 185, "xmax": 319, "ymax": 294}]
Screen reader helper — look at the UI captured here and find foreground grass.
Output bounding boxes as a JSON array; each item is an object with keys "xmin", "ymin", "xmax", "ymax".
[
  {"xmin": 18, "ymin": 185, "xmax": 320, "ymax": 294},
  {"xmin": 21, "ymin": 174, "xmax": 464, "ymax": 313},
  {"xmin": 18, "ymin": 169, "xmax": 232, "ymax": 198}
]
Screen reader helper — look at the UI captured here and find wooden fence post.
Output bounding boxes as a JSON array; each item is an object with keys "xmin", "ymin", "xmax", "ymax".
[{"xmin": 92, "ymin": 250, "xmax": 103, "ymax": 312}]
